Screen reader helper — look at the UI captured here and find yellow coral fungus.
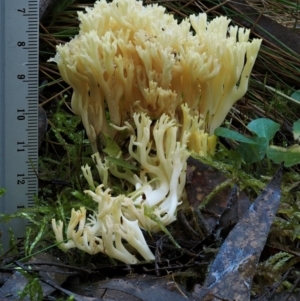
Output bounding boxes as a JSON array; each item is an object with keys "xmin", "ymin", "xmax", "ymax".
[{"xmin": 50, "ymin": 0, "xmax": 261, "ymax": 152}]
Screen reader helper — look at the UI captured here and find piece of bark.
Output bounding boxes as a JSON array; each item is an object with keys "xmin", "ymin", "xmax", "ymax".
[
  {"xmin": 226, "ymin": 0, "xmax": 300, "ymax": 54},
  {"xmin": 194, "ymin": 166, "xmax": 283, "ymax": 301},
  {"xmin": 223, "ymin": 0, "xmax": 300, "ymax": 88}
]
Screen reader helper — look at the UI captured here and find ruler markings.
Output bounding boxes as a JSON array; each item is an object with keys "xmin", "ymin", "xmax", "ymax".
[{"xmin": 0, "ymin": 0, "xmax": 39, "ymax": 251}]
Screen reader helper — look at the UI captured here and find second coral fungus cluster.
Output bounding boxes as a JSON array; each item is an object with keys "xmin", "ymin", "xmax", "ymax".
[{"xmin": 50, "ymin": 0, "xmax": 261, "ymax": 263}]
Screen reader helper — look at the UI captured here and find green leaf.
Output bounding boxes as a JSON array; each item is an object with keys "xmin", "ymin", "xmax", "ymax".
[
  {"xmin": 214, "ymin": 127, "xmax": 256, "ymax": 144},
  {"xmin": 247, "ymin": 118, "xmax": 280, "ymax": 141},
  {"xmin": 101, "ymin": 132, "xmax": 122, "ymax": 157},
  {"xmin": 293, "ymin": 119, "xmax": 300, "ymax": 142},
  {"xmin": 291, "ymin": 89, "xmax": 300, "ymax": 102},
  {"xmin": 267, "ymin": 144, "xmax": 300, "ymax": 167},
  {"xmin": 106, "ymin": 156, "xmax": 139, "ymax": 171},
  {"xmin": 237, "ymin": 137, "xmax": 268, "ymax": 164}
]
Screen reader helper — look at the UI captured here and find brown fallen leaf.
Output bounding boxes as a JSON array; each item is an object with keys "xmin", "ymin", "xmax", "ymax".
[
  {"xmin": 194, "ymin": 165, "xmax": 283, "ymax": 301},
  {"xmin": 0, "ymin": 253, "xmax": 69, "ymax": 300},
  {"xmin": 182, "ymin": 157, "xmax": 250, "ymax": 240},
  {"xmin": 74, "ymin": 275, "xmax": 190, "ymax": 301},
  {"xmin": 186, "ymin": 157, "xmax": 231, "ymax": 209}
]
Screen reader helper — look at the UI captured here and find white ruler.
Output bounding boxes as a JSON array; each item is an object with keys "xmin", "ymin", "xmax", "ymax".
[{"xmin": 0, "ymin": 0, "xmax": 39, "ymax": 251}]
